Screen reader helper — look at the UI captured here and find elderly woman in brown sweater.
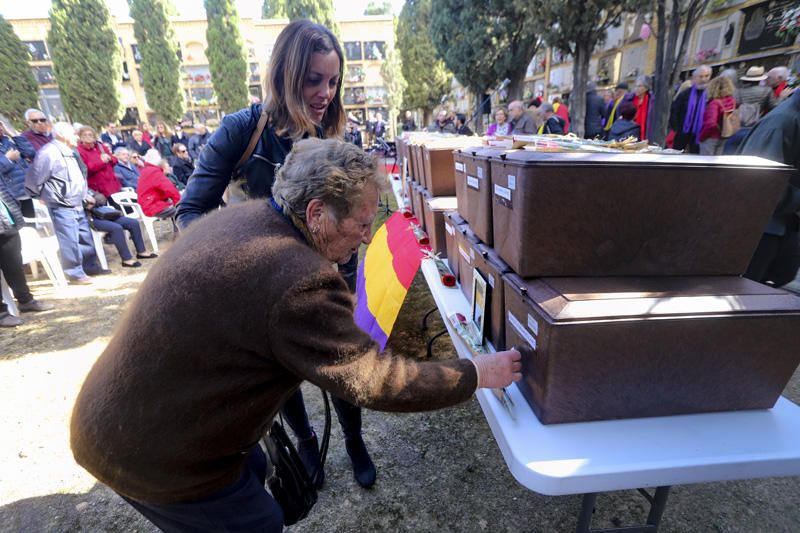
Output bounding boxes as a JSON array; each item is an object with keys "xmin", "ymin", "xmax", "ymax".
[{"xmin": 70, "ymin": 138, "xmax": 521, "ymax": 532}]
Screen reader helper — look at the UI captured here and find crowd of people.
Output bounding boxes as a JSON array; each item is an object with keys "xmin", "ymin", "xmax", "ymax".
[{"xmin": 0, "ymin": 111, "xmax": 219, "ymax": 326}]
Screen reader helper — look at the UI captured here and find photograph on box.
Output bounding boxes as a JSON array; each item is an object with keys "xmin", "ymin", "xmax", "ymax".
[{"xmin": 471, "ymin": 268, "xmax": 488, "ymax": 344}]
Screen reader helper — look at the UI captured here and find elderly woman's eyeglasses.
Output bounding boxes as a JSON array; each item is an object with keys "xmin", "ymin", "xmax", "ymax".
[{"xmin": 30, "ymin": 118, "xmax": 47, "ymax": 123}]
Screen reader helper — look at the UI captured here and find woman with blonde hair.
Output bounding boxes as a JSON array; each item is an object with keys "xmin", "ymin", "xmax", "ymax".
[
  {"xmin": 699, "ymin": 75, "xmax": 737, "ymax": 155},
  {"xmin": 175, "ymin": 20, "xmax": 376, "ymax": 491},
  {"xmin": 152, "ymin": 121, "xmax": 173, "ymax": 159}
]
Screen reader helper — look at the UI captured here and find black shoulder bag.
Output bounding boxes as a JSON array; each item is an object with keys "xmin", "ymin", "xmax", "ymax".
[{"xmin": 263, "ymin": 389, "xmax": 331, "ymax": 526}]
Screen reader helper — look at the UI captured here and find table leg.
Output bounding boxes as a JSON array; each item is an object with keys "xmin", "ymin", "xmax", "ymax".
[
  {"xmin": 421, "ymin": 306, "xmax": 439, "ymax": 330},
  {"xmin": 645, "ymin": 486, "xmax": 671, "ymax": 527},
  {"xmin": 576, "ymin": 493, "xmax": 597, "ymax": 533}
]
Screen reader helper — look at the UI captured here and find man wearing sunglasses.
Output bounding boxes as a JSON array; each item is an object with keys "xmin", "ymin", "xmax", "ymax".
[{"xmin": 21, "ymin": 108, "xmax": 53, "ymax": 152}]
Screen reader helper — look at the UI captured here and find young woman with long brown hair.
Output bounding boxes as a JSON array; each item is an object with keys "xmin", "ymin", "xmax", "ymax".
[{"xmin": 176, "ymin": 19, "xmax": 376, "ymax": 492}]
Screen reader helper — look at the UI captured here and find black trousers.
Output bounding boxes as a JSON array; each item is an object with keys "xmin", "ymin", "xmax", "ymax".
[
  {"xmin": 744, "ymin": 231, "xmax": 800, "ymax": 287},
  {"xmin": 281, "ymin": 252, "xmax": 362, "ymax": 441},
  {"xmin": 0, "ymin": 232, "xmax": 33, "ymax": 314}
]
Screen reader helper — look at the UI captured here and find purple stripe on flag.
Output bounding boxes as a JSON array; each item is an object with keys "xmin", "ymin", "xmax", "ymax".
[{"xmin": 354, "ymin": 257, "xmax": 389, "ymax": 351}]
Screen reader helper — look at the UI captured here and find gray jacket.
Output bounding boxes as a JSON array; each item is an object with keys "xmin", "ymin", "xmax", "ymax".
[
  {"xmin": 736, "ymin": 85, "xmax": 774, "ymax": 127},
  {"xmin": 25, "ymin": 141, "xmax": 88, "ymax": 208},
  {"xmin": 511, "ymin": 111, "xmax": 537, "ymax": 134}
]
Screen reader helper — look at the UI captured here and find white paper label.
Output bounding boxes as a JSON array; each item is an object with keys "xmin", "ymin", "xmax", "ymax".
[
  {"xmin": 508, "ymin": 311, "xmax": 537, "ymax": 350},
  {"xmin": 494, "ymin": 184, "xmax": 512, "ymax": 201},
  {"xmin": 477, "ymin": 166, "xmax": 484, "ymax": 179},
  {"xmin": 445, "ymin": 222, "xmax": 454, "ymax": 236},
  {"xmin": 527, "ymin": 314, "xmax": 539, "ymax": 336},
  {"xmin": 488, "ymin": 273, "xmax": 496, "ymax": 288},
  {"xmin": 455, "ymin": 162, "xmax": 465, "ymax": 172},
  {"xmin": 459, "ymin": 245, "xmax": 471, "ymax": 264},
  {"xmin": 467, "ymin": 176, "xmax": 480, "ymax": 190},
  {"xmin": 508, "ymin": 175, "xmax": 516, "ymax": 190}
]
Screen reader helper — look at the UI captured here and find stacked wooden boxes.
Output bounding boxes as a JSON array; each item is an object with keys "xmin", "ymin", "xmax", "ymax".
[{"xmin": 448, "ymin": 149, "xmax": 800, "ymax": 424}]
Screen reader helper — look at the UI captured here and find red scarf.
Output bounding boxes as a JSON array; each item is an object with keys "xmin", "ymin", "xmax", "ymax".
[
  {"xmin": 634, "ymin": 92, "xmax": 649, "ymax": 140},
  {"xmin": 774, "ymin": 81, "xmax": 787, "ymax": 99}
]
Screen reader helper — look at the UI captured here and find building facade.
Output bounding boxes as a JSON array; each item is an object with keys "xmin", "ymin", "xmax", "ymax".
[{"xmin": 9, "ymin": 14, "xmax": 394, "ymax": 132}]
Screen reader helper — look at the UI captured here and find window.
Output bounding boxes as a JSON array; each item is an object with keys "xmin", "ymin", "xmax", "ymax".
[
  {"xmin": 346, "ymin": 65, "xmax": 365, "ymax": 84},
  {"xmin": 40, "ymin": 88, "xmax": 65, "ymax": 120},
  {"xmin": 131, "ymin": 44, "xmax": 142, "ymax": 64},
  {"xmin": 23, "ymin": 41, "xmax": 49, "ymax": 61},
  {"xmin": 31, "ymin": 66, "xmax": 56, "ymax": 85},
  {"xmin": 190, "ymin": 87, "xmax": 215, "ymax": 105},
  {"xmin": 249, "ymin": 63, "xmax": 260, "ymax": 83},
  {"xmin": 122, "ymin": 107, "xmax": 141, "ymax": 126},
  {"xmin": 367, "ymin": 107, "xmax": 386, "ymax": 122},
  {"xmin": 136, "ymin": 68, "xmax": 144, "ymax": 87},
  {"xmin": 344, "ymin": 87, "xmax": 365, "ymax": 105},
  {"xmin": 184, "ymin": 66, "xmax": 212, "ymax": 84},
  {"xmin": 122, "ymin": 61, "xmax": 130, "ymax": 81},
  {"xmin": 364, "ymin": 41, "xmax": 385, "ymax": 60},
  {"xmin": 365, "ymin": 86, "xmax": 387, "ymax": 104},
  {"xmin": 249, "ymin": 85, "xmax": 263, "ymax": 102},
  {"xmin": 344, "ymin": 41, "xmax": 362, "ymax": 61}
]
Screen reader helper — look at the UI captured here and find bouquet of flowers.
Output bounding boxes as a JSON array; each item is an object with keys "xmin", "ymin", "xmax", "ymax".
[
  {"xmin": 695, "ymin": 48, "xmax": 719, "ymax": 63},
  {"xmin": 777, "ymin": 6, "xmax": 800, "ymax": 41}
]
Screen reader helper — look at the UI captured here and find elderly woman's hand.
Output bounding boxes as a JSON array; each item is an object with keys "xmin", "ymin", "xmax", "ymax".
[{"xmin": 472, "ymin": 349, "xmax": 523, "ymax": 389}]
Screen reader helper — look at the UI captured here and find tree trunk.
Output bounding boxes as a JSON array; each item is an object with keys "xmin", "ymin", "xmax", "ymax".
[
  {"xmin": 474, "ymin": 92, "xmax": 484, "ymax": 134},
  {"xmin": 570, "ymin": 40, "xmax": 592, "ymax": 139},
  {"xmin": 649, "ymin": 0, "xmax": 671, "ymax": 147},
  {"xmin": 507, "ymin": 60, "xmax": 529, "ymax": 103},
  {"xmin": 422, "ymin": 108, "xmax": 431, "ymax": 130}
]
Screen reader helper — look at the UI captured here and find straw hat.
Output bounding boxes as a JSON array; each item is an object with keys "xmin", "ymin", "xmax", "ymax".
[{"xmin": 740, "ymin": 66, "xmax": 767, "ymax": 82}]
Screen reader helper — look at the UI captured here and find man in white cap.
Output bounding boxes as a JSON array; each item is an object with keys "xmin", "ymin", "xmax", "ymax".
[{"xmin": 737, "ymin": 66, "xmax": 773, "ymax": 127}]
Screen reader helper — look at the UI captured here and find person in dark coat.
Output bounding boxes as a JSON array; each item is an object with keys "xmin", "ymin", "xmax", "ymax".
[
  {"xmin": 668, "ymin": 66, "xmax": 711, "ymax": 153},
  {"xmin": 401, "ymin": 110, "xmax": 416, "ymax": 132},
  {"xmin": 175, "ymin": 20, "xmax": 376, "ymax": 493},
  {"xmin": 608, "ymin": 102, "xmax": 641, "ymax": 141},
  {"xmin": 0, "ymin": 183, "xmax": 54, "ymax": 327},
  {"xmin": 454, "ymin": 113, "xmax": 473, "ymax": 135},
  {"xmin": 112, "ymin": 147, "xmax": 141, "ymax": 189},
  {"xmin": 168, "ymin": 143, "xmax": 194, "ymax": 186},
  {"xmin": 187, "ymin": 124, "xmax": 211, "ymax": 160},
  {"xmin": 737, "ymin": 90, "xmax": 800, "ymax": 287},
  {"xmin": 0, "ymin": 117, "xmax": 36, "ymax": 217},
  {"xmin": 537, "ymin": 104, "xmax": 565, "ymax": 134},
  {"xmin": 100, "ymin": 123, "xmax": 126, "ymax": 151},
  {"xmin": 20, "ymin": 108, "xmax": 53, "ymax": 152},
  {"xmin": 345, "ymin": 122, "xmax": 363, "ymax": 148},
  {"xmin": 584, "ymin": 82, "xmax": 606, "ymax": 139},
  {"xmin": 126, "ymin": 129, "xmax": 151, "ymax": 156}
]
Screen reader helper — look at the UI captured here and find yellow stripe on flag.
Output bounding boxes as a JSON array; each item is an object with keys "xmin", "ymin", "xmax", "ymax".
[{"xmin": 364, "ymin": 224, "xmax": 408, "ymax": 336}]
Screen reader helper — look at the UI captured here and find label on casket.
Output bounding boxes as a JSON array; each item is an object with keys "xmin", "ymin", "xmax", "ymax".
[
  {"xmin": 467, "ymin": 176, "xmax": 480, "ymax": 190},
  {"xmin": 527, "ymin": 314, "xmax": 539, "ymax": 336},
  {"xmin": 494, "ymin": 184, "xmax": 512, "ymax": 209},
  {"xmin": 508, "ymin": 311, "xmax": 536, "ymax": 350},
  {"xmin": 508, "ymin": 175, "xmax": 516, "ymax": 190},
  {"xmin": 459, "ymin": 245, "xmax": 471, "ymax": 264},
  {"xmin": 445, "ymin": 222, "xmax": 454, "ymax": 236},
  {"xmin": 477, "ymin": 166, "xmax": 484, "ymax": 179},
  {"xmin": 455, "ymin": 162, "xmax": 465, "ymax": 172},
  {"xmin": 488, "ymin": 273, "xmax": 496, "ymax": 288}
]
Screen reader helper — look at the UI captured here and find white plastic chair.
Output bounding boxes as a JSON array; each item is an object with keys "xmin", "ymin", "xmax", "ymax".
[
  {"xmin": 19, "ymin": 226, "xmax": 67, "ymax": 288},
  {"xmin": 110, "ymin": 190, "xmax": 159, "ymax": 253},
  {"xmin": 1, "ymin": 272, "xmax": 19, "ymax": 316},
  {"xmin": 91, "ymin": 229, "xmax": 109, "ymax": 270}
]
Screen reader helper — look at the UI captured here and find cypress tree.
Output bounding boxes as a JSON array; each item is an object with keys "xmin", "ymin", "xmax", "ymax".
[
  {"xmin": 397, "ymin": 0, "xmax": 451, "ymax": 126},
  {"xmin": 129, "ymin": 0, "xmax": 183, "ymax": 122},
  {"xmin": 286, "ymin": 0, "xmax": 339, "ymax": 36},
  {"xmin": 48, "ymin": 0, "xmax": 122, "ymax": 127},
  {"xmin": 0, "ymin": 16, "xmax": 40, "ymax": 130},
  {"xmin": 262, "ymin": 0, "xmax": 287, "ymax": 18},
  {"xmin": 204, "ymin": 0, "xmax": 248, "ymax": 115}
]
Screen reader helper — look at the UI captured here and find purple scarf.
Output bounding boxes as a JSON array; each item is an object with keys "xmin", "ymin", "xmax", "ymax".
[{"xmin": 681, "ymin": 86, "xmax": 706, "ymax": 144}]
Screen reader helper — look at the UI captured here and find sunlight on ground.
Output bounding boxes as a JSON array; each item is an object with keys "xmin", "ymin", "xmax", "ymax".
[{"xmin": 0, "ymin": 340, "xmax": 108, "ymax": 505}]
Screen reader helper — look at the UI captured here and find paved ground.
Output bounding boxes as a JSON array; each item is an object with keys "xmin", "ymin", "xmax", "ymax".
[{"xmin": 1, "ymin": 207, "xmax": 799, "ymax": 532}]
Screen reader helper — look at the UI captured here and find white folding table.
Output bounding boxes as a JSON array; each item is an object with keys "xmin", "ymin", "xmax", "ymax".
[{"xmin": 418, "ymin": 259, "xmax": 800, "ymax": 531}]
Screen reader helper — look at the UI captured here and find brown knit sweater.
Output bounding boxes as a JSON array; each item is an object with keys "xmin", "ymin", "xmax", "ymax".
[{"xmin": 70, "ymin": 200, "xmax": 477, "ymax": 504}]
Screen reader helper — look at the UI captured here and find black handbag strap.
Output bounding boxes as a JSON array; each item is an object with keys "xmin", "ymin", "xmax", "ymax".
[{"xmin": 275, "ymin": 388, "xmax": 332, "ymax": 485}]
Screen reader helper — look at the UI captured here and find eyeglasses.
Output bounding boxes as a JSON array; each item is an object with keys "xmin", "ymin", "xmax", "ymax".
[
  {"xmin": 178, "ymin": 149, "xmax": 187, "ymax": 153},
  {"xmin": 30, "ymin": 118, "xmax": 47, "ymax": 124},
  {"xmin": 131, "ymin": 155, "xmax": 140, "ymax": 160}
]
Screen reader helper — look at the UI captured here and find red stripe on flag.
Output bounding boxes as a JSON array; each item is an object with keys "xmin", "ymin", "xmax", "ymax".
[{"xmin": 384, "ymin": 213, "xmax": 424, "ymax": 289}]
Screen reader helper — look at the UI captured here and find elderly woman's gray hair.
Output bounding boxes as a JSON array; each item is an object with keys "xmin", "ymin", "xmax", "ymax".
[
  {"xmin": 272, "ymin": 138, "xmax": 388, "ymax": 223},
  {"xmin": 143, "ymin": 149, "xmax": 162, "ymax": 166}
]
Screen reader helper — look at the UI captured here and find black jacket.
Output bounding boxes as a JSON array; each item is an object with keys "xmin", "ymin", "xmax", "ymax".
[
  {"xmin": 169, "ymin": 156, "xmax": 194, "ymax": 186},
  {"xmin": 608, "ymin": 119, "xmax": 641, "ymax": 141},
  {"xmin": 176, "ymin": 104, "xmax": 320, "ymax": 229},
  {"xmin": 584, "ymin": 91, "xmax": 606, "ymax": 139},
  {"xmin": 541, "ymin": 116, "xmax": 565, "ymax": 135}
]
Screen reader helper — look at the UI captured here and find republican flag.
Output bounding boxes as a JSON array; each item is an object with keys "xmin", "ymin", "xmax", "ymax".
[{"xmin": 354, "ymin": 212, "xmax": 427, "ymax": 350}]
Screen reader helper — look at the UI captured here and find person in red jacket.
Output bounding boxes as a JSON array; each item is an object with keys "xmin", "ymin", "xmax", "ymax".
[
  {"xmin": 137, "ymin": 150, "xmax": 181, "ymax": 218},
  {"xmin": 699, "ymin": 75, "xmax": 737, "ymax": 156},
  {"xmin": 76, "ymin": 126, "xmax": 121, "ymax": 198}
]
